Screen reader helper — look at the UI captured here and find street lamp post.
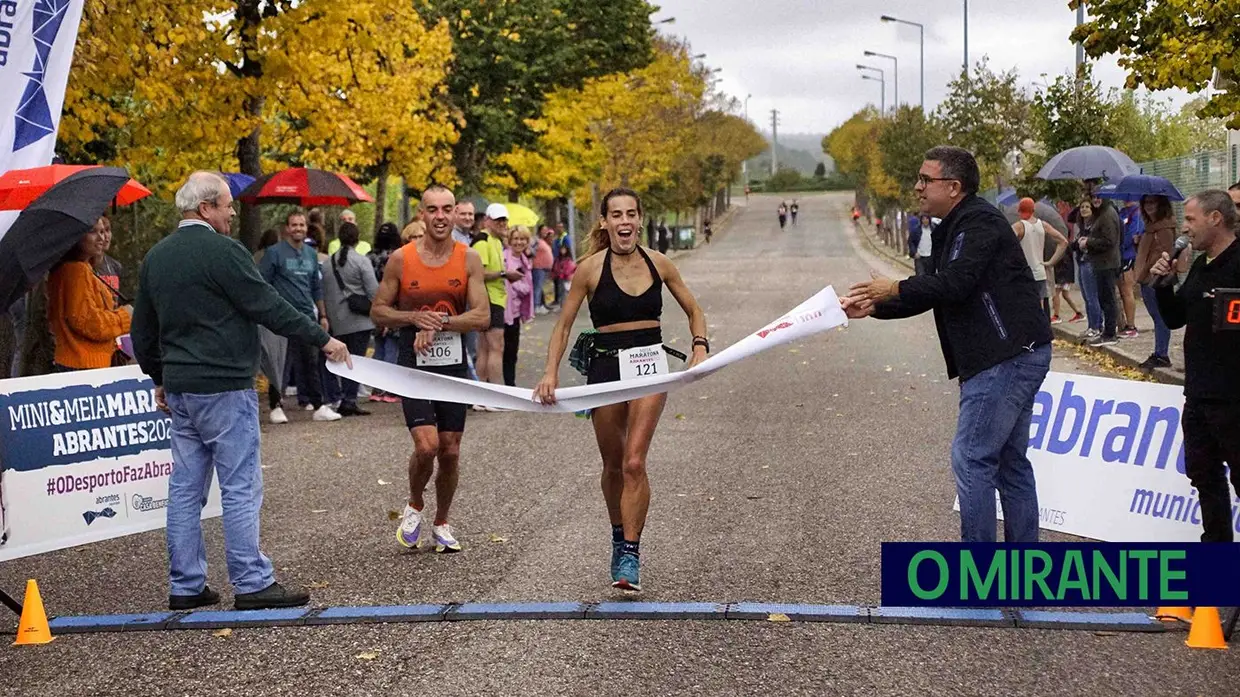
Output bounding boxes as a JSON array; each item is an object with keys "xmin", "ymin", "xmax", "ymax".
[
  {"xmin": 864, "ymin": 50, "xmax": 898, "ymax": 112},
  {"xmin": 857, "ymin": 64, "xmax": 886, "ymax": 113},
  {"xmin": 963, "ymin": 0, "xmax": 969, "ymax": 77},
  {"xmin": 860, "ymin": 75, "xmax": 885, "ymax": 114},
  {"xmin": 880, "ymin": 15, "xmax": 924, "ymax": 110}
]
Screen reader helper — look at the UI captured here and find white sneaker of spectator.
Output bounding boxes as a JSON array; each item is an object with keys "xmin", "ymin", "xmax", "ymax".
[
  {"xmin": 313, "ymin": 405, "xmax": 342, "ymax": 422},
  {"xmin": 269, "ymin": 407, "xmax": 289, "ymax": 424}
]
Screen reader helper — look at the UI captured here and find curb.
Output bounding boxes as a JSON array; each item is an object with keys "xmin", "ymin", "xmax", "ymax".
[{"xmin": 42, "ymin": 602, "xmax": 1170, "ymax": 636}]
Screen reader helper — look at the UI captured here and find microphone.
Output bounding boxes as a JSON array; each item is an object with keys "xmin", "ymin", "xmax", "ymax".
[
  {"xmin": 1154, "ymin": 235, "xmax": 1191, "ymax": 287},
  {"xmin": 1169, "ymin": 234, "xmax": 1190, "ymax": 262}
]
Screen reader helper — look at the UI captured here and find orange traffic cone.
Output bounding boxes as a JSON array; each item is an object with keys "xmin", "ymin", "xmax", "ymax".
[
  {"xmin": 1185, "ymin": 607, "xmax": 1228, "ymax": 650},
  {"xmin": 1155, "ymin": 606, "xmax": 1194, "ymax": 623},
  {"xmin": 12, "ymin": 579, "xmax": 54, "ymax": 646}
]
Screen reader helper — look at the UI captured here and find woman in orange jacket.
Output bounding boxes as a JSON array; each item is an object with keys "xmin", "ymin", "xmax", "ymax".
[{"xmin": 46, "ymin": 218, "xmax": 131, "ymax": 371}]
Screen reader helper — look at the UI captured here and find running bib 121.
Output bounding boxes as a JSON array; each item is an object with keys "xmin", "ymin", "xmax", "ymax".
[
  {"xmin": 619, "ymin": 344, "xmax": 669, "ymax": 381},
  {"xmin": 416, "ymin": 331, "xmax": 463, "ymax": 367}
]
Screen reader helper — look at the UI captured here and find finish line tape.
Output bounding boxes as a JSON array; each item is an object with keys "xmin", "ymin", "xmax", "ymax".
[
  {"xmin": 327, "ymin": 287, "xmax": 849, "ymax": 413},
  {"xmin": 40, "ymin": 603, "xmax": 1168, "ymax": 635}
]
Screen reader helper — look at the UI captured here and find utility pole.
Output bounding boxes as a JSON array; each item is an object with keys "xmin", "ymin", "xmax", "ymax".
[
  {"xmin": 770, "ymin": 109, "xmax": 780, "ymax": 176},
  {"xmin": 963, "ymin": 0, "xmax": 969, "ymax": 78},
  {"xmin": 1074, "ymin": 3, "xmax": 1085, "ymax": 74}
]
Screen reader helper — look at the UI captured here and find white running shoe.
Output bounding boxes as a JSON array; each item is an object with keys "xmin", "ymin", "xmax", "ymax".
[
  {"xmin": 432, "ymin": 524, "xmax": 462, "ymax": 553},
  {"xmin": 269, "ymin": 407, "xmax": 289, "ymax": 424},
  {"xmin": 312, "ymin": 405, "xmax": 342, "ymax": 422},
  {"xmin": 397, "ymin": 505, "xmax": 422, "ymax": 548},
  {"xmin": 304, "ymin": 404, "xmax": 315, "ymax": 411},
  {"xmin": 472, "ymin": 405, "xmax": 487, "ymax": 412}
]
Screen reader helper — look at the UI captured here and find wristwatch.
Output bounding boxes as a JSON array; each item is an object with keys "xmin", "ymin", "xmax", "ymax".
[{"xmin": 693, "ymin": 336, "xmax": 710, "ymax": 352}]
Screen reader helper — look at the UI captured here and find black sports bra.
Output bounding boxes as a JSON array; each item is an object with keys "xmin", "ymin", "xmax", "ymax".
[{"xmin": 589, "ymin": 247, "xmax": 663, "ymax": 329}]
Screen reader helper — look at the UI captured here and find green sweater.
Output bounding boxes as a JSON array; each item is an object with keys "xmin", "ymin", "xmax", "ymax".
[{"xmin": 131, "ymin": 220, "xmax": 330, "ymax": 394}]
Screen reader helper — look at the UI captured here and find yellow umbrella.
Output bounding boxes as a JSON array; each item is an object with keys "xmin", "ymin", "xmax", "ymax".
[{"xmin": 504, "ymin": 203, "xmax": 540, "ymax": 228}]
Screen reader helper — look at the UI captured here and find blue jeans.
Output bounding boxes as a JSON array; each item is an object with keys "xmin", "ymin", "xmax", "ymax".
[
  {"xmin": 531, "ymin": 268, "xmax": 550, "ymax": 308},
  {"xmin": 1077, "ymin": 260, "xmax": 1103, "ymax": 331},
  {"xmin": 375, "ymin": 331, "xmax": 400, "ymax": 364},
  {"xmin": 166, "ymin": 389, "xmax": 274, "ymax": 596},
  {"xmin": 952, "ymin": 343, "xmax": 1052, "ymax": 542},
  {"xmin": 1139, "ymin": 283, "xmax": 1171, "ymax": 358}
]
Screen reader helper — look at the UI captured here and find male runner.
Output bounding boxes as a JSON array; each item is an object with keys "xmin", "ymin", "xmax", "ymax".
[{"xmin": 371, "ymin": 186, "xmax": 490, "ymax": 552}]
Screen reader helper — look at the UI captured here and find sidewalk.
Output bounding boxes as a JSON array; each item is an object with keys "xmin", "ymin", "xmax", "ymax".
[{"xmin": 854, "ymin": 219, "xmax": 1185, "ymax": 386}]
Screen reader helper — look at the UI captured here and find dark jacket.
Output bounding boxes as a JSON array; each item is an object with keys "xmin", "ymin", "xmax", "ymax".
[
  {"xmin": 1084, "ymin": 200, "xmax": 1123, "ymax": 271},
  {"xmin": 1156, "ymin": 238, "xmax": 1240, "ymax": 402},
  {"xmin": 873, "ymin": 194, "xmax": 1052, "ymax": 381},
  {"xmin": 132, "ymin": 221, "xmax": 330, "ymax": 394}
]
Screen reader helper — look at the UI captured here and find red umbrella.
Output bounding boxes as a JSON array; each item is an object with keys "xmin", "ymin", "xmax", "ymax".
[
  {"xmin": 237, "ymin": 167, "xmax": 374, "ymax": 207},
  {"xmin": 0, "ymin": 164, "xmax": 152, "ymax": 210}
]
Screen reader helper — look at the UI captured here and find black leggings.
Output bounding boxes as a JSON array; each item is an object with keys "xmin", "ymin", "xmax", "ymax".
[
  {"xmin": 269, "ymin": 337, "xmax": 322, "ymax": 409},
  {"xmin": 503, "ymin": 321, "xmax": 520, "ymax": 387}
]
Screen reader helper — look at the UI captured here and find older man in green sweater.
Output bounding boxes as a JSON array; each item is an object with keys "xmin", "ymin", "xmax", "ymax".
[{"xmin": 131, "ymin": 171, "xmax": 350, "ymax": 612}]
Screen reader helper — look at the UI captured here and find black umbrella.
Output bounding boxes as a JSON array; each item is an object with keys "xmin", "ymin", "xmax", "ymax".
[{"xmin": 0, "ymin": 167, "xmax": 139, "ymax": 311}]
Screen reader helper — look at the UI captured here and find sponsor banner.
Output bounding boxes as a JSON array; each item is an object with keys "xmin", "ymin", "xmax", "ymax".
[
  {"xmin": 0, "ymin": 366, "xmax": 221, "ymax": 561},
  {"xmin": 329, "ymin": 286, "xmax": 849, "ymax": 413},
  {"xmin": 955, "ymin": 371, "xmax": 1207, "ymax": 542},
  {"xmin": 0, "ymin": 0, "xmax": 88, "ymax": 240}
]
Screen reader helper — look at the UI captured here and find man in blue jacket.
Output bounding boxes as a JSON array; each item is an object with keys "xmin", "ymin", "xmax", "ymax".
[{"xmin": 844, "ymin": 146, "xmax": 1053, "ymax": 543}]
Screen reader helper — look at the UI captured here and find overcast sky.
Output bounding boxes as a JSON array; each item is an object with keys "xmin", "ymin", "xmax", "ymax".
[{"xmin": 653, "ymin": 0, "xmax": 1192, "ymax": 136}]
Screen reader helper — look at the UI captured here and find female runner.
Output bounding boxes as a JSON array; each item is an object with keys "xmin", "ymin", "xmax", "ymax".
[{"xmin": 534, "ymin": 187, "xmax": 708, "ymax": 591}]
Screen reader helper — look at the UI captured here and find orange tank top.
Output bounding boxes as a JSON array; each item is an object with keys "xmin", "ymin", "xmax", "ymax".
[{"xmin": 397, "ymin": 241, "xmax": 469, "ymax": 316}]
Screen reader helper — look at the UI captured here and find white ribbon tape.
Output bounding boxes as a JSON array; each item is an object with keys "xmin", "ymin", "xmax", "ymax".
[{"xmin": 327, "ymin": 286, "xmax": 848, "ymax": 414}]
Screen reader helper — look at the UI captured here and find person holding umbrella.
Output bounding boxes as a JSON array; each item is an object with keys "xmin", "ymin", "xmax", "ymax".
[{"xmin": 46, "ymin": 216, "xmax": 132, "ymax": 371}]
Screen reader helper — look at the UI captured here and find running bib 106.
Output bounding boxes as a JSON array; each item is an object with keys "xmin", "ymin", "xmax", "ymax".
[
  {"xmin": 416, "ymin": 331, "xmax": 463, "ymax": 367},
  {"xmin": 619, "ymin": 344, "xmax": 669, "ymax": 381}
]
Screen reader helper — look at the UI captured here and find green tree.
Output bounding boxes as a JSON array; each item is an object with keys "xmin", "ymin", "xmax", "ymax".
[
  {"xmin": 1071, "ymin": 0, "xmax": 1240, "ymax": 128},
  {"xmin": 1017, "ymin": 64, "xmax": 1115, "ymax": 199},
  {"xmin": 877, "ymin": 106, "xmax": 947, "ymax": 205},
  {"xmin": 420, "ymin": 0, "xmax": 657, "ymax": 193},
  {"xmin": 934, "ymin": 59, "xmax": 1033, "ymax": 189},
  {"xmin": 813, "ymin": 162, "xmax": 827, "ymax": 179}
]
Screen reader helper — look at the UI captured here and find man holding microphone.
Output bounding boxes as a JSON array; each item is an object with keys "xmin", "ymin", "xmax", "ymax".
[{"xmin": 1151, "ymin": 190, "xmax": 1240, "ymax": 542}]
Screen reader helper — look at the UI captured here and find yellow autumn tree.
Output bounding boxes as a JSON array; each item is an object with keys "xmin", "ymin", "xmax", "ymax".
[
  {"xmin": 59, "ymin": 1, "xmax": 457, "ymax": 247},
  {"xmin": 493, "ymin": 41, "xmax": 705, "ymax": 206}
]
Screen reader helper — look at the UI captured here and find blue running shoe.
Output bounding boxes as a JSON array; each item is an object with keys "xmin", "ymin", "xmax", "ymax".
[
  {"xmin": 610, "ymin": 540, "xmax": 623, "ymax": 583},
  {"xmin": 613, "ymin": 552, "xmax": 641, "ymax": 591}
]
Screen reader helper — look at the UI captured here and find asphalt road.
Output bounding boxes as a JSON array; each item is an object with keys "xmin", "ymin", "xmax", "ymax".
[{"xmin": 2, "ymin": 192, "xmax": 1236, "ymax": 697}]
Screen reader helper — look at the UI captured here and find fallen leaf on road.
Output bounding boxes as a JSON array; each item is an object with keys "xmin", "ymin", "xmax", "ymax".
[
  {"xmin": 707, "ymin": 497, "xmax": 715, "ymax": 501},
  {"xmin": 761, "ymin": 465, "xmax": 769, "ymax": 470},
  {"xmin": 355, "ymin": 651, "xmax": 380, "ymax": 661},
  {"xmin": 311, "ymin": 509, "xmax": 328, "ymax": 514},
  {"xmin": 378, "ymin": 479, "xmax": 390, "ymax": 486},
  {"xmin": 675, "ymin": 414, "xmax": 686, "ymax": 420},
  {"xmin": 212, "ymin": 628, "xmax": 233, "ymax": 638},
  {"xmin": 884, "ymin": 366, "xmax": 893, "ymax": 372},
  {"xmin": 698, "ymin": 395, "xmax": 709, "ymax": 400},
  {"xmin": 387, "ymin": 510, "xmax": 401, "ymax": 521},
  {"xmin": 788, "ymin": 349, "xmax": 799, "ymax": 354},
  {"xmin": 767, "ymin": 613, "xmax": 791, "ymax": 622},
  {"xmin": 335, "ymin": 451, "xmax": 343, "ymax": 458},
  {"xmin": 307, "ymin": 581, "xmax": 330, "ymax": 589},
  {"xmin": 489, "ymin": 534, "xmax": 508, "ymax": 543}
]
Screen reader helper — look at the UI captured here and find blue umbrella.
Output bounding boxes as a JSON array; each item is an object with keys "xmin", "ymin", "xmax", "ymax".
[
  {"xmin": 221, "ymin": 172, "xmax": 255, "ymax": 197},
  {"xmin": 996, "ymin": 188, "xmax": 1020, "ymax": 206},
  {"xmin": 1091, "ymin": 174, "xmax": 1184, "ymax": 202},
  {"xmin": 1036, "ymin": 145, "xmax": 1140, "ymax": 181}
]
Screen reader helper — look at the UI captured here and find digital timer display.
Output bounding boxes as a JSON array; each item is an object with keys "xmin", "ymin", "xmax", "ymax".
[{"xmin": 1212, "ymin": 289, "xmax": 1240, "ymax": 331}]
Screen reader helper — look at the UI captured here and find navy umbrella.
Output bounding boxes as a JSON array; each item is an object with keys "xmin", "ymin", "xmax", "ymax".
[
  {"xmin": 221, "ymin": 172, "xmax": 256, "ymax": 198},
  {"xmin": 1092, "ymin": 174, "xmax": 1184, "ymax": 202},
  {"xmin": 1036, "ymin": 145, "xmax": 1140, "ymax": 182},
  {"xmin": 0, "ymin": 167, "xmax": 144, "ymax": 311}
]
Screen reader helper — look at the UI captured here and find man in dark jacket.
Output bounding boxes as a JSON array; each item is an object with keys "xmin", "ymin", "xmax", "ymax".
[
  {"xmin": 844, "ymin": 146, "xmax": 1053, "ymax": 543},
  {"xmin": 1151, "ymin": 190, "xmax": 1240, "ymax": 542},
  {"xmin": 1078, "ymin": 194, "xmax": 1122, "ymax": 346}
]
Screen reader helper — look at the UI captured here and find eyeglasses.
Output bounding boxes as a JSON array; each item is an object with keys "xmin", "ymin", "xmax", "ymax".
[{"xmin": 916, "ymin": 174, "xmax": 958, "ymax": 187}]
